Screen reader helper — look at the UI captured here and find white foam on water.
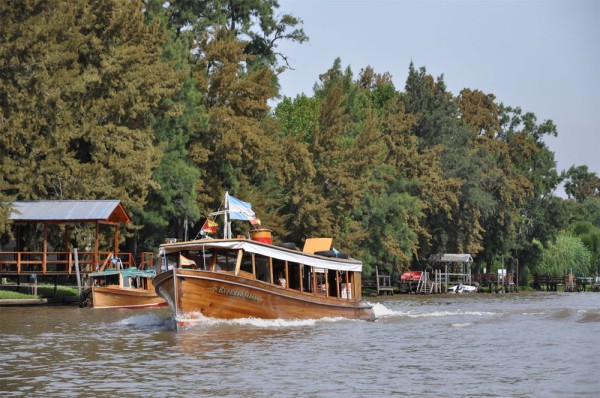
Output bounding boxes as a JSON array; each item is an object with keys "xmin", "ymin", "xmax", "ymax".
[
  {"xmin": 450, "ymin": 322, "xmax": 473, "ymax": 328},
  {"xmin": 175, "ymin": 311, "xmax": 349, "ymax": 329},
  {"xmin": 409, "ymin": 310, "xmax": 497, "ymax": 318},
  {"xmin": 231, "ymin": 317, "xmax": 332, "ymax": 328},
  {"xmin": 369, "ymin": 302, "xmax": 498, "ymax": 320},
  {"xmin": 117, "ymin": 313, "xmax": 174, "ymax": 329},
  {"xmin": 371, "ymin": 302, "xmax": 397, "ymax": 318}
]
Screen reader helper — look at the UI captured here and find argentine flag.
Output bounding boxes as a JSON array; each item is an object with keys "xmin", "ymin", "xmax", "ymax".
[{"xmin": 228, "ymin": 196, "xmax": 256, "ymax": 220}]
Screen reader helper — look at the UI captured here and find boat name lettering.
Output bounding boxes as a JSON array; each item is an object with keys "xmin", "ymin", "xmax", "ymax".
[{"xmin": 215, "ymin": 286, "xmax": 262, "ymax": 302}]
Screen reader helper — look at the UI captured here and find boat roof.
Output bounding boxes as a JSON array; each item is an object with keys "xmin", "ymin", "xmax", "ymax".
[
  {"xmin": 89, "ymin": 267, "xmax": 156, "ymax": 278},
  {"xmin": 160, "ymin": 239, "xmax": 363, "ymax": 272}
]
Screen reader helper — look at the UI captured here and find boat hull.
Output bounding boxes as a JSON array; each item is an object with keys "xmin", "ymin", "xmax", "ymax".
[
  {"xmin": 87, "ymin": 286, "xmax": 167, "ymax": 309},
  {"xmin": 154, "ymin": 268, "xmax": 375, "ymax": 323}
]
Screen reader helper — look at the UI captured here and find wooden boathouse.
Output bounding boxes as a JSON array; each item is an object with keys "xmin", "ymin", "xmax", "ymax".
[{"xmin": 0, "ymin": 200, "xmax": 153, "ymax": 285}]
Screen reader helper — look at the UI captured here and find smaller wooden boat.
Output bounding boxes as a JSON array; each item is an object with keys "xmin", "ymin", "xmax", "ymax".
[{"xmin": 85, "ymin": 267, "xmax": 166, "ymax": 309}]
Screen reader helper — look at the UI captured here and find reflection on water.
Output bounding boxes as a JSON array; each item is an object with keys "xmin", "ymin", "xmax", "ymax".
[{"xmin": 1, "ymin": 292, "xmax": 599, "ymax": 397}]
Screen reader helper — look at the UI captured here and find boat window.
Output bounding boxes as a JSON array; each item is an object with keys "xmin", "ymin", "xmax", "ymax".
[
  {"xmin": 165, "ymin": 254, "xmax": 179, "ymax": 270},
  {"xmin": 303, "ymin": 265, "xmax": 312, "ymax": 292},
  {"xmin": 287, "ymin": 262, "xmax": 302, "ymax": 291},
  {"xmin": 240, "ymin": 252, "xmax": 254, "ymax": 276},
  {"xmin": 180, "ymin": 250, "xmax": 208, "ymax": 269},
  {"xmin": 214, "ymin": 249, "xmax": 238, "ymax": 272},
  {"xmin": 327, "ymin": 269, "xmax": 338, "ymax": 297},
  {"xmin": 340, "ymin": 271, "xmax": 352, "ymax": 299},
  {"xmin": 314, "ymin": 268, "xmax": 327, "ymax": 295},
  {"xmin": 272, "ymin": 258, "xmax": 286, "ymax": 287},
  {"xmin": 123, "ymin": 277, "xmax": 130, "ymax": 288},
  {"xmin": 96, "ymin": 274, "xmax": 119, "ymax": 286},
  {"xmin": 255, "ymin": 256, "xmax": 271, "ymax": 283}
]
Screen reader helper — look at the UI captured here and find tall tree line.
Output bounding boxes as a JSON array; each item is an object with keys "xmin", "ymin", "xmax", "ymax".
[{"xmin": 1, "ymin": 0, "xmax": 598, "ymax": 280}]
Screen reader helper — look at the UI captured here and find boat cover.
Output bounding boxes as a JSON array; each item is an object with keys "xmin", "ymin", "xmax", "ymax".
[
  {"xmin": 89, "ymin": 267, "xmax": 156, "ymax": 278},
  {"xmin": 159, "ymin": 239, "xmax": 363, "ymax": 272}
]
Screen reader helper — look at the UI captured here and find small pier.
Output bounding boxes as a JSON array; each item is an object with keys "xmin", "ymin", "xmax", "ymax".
[
  {"xmin": 472, "ymin": 273, "xmax": 518, "ymax": 293},
  {"xmin": 375, "ymin": 267, "xmax": 394, "ymax": 295},
  {"xmin": 533, "ymin": 273, "xmax": 599, "ymax": 292}
]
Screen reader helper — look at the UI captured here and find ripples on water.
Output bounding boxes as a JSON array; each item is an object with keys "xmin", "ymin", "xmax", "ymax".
[{"xmin": 1, "ymin": 292, "xmax": 599, "ymax": 397}]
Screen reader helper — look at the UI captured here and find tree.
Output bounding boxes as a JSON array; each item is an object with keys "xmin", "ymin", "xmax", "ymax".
[
  {"xmin": 165, "ymin": 0, "xmax": 307, "ymax": 70},
  {"xmin": 571, "ymin": 221, "xmax": 600, "ymax": 273},
  {"xmin": 274, "ymin": 94, "xmax": 320, "ymax": 143},
  {"xmin": 278, "ymin": 60, "xmax": 394, "ymax": 268},
  {"xmin": 535, "ymin": 234, "xmax": 593, "ymax": 276},
  {"xmin": 186, "ymin": 28, "xmax": 292, "ymax": 238},
  {"xmin": 138, "ymin": 1, "xmax": 208, "ymax": 248},
  {"xmin": 562, "ymin": 165, "xmax": 600, "ymax": 202},
  {"xmin": 0, "ymin": 192, "xmax": 12, "ymax": 239},
  {"xmin": 498, "ymin": 105, "xmax": 565, "ymax": 283},
  {"xmin": 403, "ymin": 65, "xmax": 490, "ymax": 256},
  {"xmin": 457, "ymin": 89, "xmax": 531, "ymax": 271},
  {"xmin": 373, "ymin": 71, "xmax": 450, "ymax": 268},
  {"xmin": 0, "ymin": 0, "xmax": 181, "ymax": 246}
]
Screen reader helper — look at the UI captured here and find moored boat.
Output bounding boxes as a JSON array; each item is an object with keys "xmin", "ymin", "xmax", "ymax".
[
  {"xmin": 154, "ymin": 193, "xmax": 375, "ymax": 326},
  {"xmin": 447, "ymin": 283, "xmax": 478, "ymax": 294},
  {"xmin": 85, "ymin": 267, "xmax": 166, "ymax": 309}
]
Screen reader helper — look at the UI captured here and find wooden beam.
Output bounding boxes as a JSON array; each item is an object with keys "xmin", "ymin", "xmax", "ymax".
[{"xmin": 234, "ymin": 249, "xmax": 243, "ymax": 276}]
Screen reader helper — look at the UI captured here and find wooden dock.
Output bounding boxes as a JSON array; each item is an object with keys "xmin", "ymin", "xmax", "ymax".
[{"xmin": 375, "ymin": 266, "xmax": 394, "ymax": 295}]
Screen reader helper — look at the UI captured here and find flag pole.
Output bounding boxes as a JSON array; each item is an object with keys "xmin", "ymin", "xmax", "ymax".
[{"xmin": 224, "ymin": 191, "xmax": 230, "ymax": 239}]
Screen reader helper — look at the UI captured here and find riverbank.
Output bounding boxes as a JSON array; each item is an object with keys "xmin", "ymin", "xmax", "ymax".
[
  {"xmin": 0, "ymin": 283, "xmax": 80, "ymax": 305},
  {"xmin": 0, "ymin": 296, "xmax": 80, "ymax": 306}
]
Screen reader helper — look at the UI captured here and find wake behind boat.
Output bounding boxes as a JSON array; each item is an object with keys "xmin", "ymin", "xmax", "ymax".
[{"xmin": 154, "ymin": 192, "xmax": 375, "ymax": 326}]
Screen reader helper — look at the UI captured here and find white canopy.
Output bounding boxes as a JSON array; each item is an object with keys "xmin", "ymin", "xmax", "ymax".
[
  {"xmin": 429, "ymin": 253, "xmax": 474, "ymax": 263},
  {"xmin": 159, "ymin": 239, "xmax": 363, "ymax": 272}
]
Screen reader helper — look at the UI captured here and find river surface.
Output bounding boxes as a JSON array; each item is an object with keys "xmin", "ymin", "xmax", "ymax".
[{"xmin": 1, "ymin": 292, "xmax": 599, "ymax": 397}]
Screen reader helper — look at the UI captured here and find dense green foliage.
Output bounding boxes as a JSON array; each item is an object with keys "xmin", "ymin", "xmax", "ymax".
[
  {"xmin": 535, "ymin": 234, "xmax": 593, "ymax": 276},
  {"xmin": 1, "ymin": 0, "xmax": 598, "ymax": 280}
]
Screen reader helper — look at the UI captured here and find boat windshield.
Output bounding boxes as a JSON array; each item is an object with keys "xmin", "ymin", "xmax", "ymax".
[{"xmin": 92, "ymin": 273, "xmax": 119, "ymax": 287}]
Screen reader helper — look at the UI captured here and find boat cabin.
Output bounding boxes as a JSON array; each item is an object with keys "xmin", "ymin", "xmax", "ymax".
[
  {"xmin": 160, "ymin": 238, "xmax": 361, "ymax": 301},
  {"xmin": 89, "ymin": 268, "xmax": 156, "ymax": 291}
]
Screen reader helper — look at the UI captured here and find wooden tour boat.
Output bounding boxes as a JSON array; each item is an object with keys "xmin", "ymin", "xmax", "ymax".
[
  {"xmin": 85, "ymin": 266, "xmax": 166, "ymax": 309},
  {"xmin": 154, "ymin": 192, "xmax": 375, "ymax": 326}
]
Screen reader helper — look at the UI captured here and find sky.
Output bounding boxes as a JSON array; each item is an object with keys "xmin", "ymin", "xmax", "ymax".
[{"xmin": 275, "ymin": 0, "xmax": 600, "ymax": 195}]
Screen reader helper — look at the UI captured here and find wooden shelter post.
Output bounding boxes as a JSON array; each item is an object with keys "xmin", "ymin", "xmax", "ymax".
[
  {"xmin": 95, "ymin": 221, "xmax": 99, "ymax": 270},
  {"xmin": 114, "ymin": 224, "xmax": 119, "ymax": 256},
  {"xmin": 43, "ymin": 222, "xmax": 48, "ymax": 273},
  {"xmin": 64, "ymin": 225, "xmax": 69, "ymax": 252}
]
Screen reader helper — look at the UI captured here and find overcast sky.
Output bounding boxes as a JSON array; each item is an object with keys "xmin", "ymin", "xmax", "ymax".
[{"xmin": 275, "ymin": 0, "xmax": 600, "ymax": 193}]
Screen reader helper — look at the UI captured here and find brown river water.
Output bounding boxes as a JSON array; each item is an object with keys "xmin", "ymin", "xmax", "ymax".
[{"xmin": 1, "ymin": 292, "xmax": 599, "ymax": 397}]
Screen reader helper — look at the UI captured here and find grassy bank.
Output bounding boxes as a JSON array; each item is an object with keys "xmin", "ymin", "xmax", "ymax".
[{"xmin": 0, "ymin": 284, "xmax": 79, "ymax": 300}]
